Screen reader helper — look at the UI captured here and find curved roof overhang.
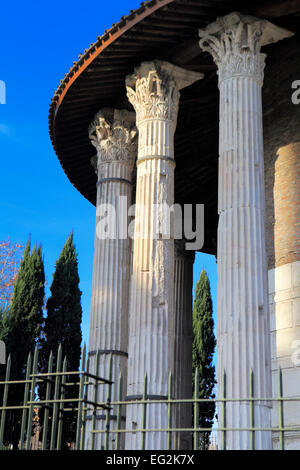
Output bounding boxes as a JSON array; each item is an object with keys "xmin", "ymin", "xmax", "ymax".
[{"xmin": 48, "ymin": 0, "xmax": 300, "ymax": 254}]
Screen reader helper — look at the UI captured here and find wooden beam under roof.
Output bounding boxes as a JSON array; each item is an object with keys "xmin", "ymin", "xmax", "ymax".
[{"xmin": 252, "ymin": 0, "xmax": 300, "ymax": 18}]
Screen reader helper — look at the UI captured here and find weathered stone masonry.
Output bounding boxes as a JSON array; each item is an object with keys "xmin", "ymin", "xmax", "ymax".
[{"xmin": 263, "ymin": 35, "xmax": 300, "ymax": 450}]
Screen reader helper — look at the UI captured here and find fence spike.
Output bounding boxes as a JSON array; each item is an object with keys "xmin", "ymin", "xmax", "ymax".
[
  {"xmin": 91, "ymin": 350, "xmax": 100, "ymax": 450},
  {"xmin": 249, "ymin": 368, "xmax": 255, "ymax": 450},
  {"xmin": 49, "ymin": 344, "xmax": 62, "ymax": 450},
  {"xmin": 278, "ymin": 366, "xmax": 284, "ymax": 450},
  {"xmin": 104, "ymin": 354, "xmax": 113, "ymax": 450},
  {"xmin": 0, "ymin": 354, "xmax": 11, "ymax": 449},
  {"xmin": 167, "ymin": 372, "xmax": 173, "ymax": 450},
  {"xmin": 42, "ymin": 350, "xmax": 53, "ymax": 450},
  {"xmin": 75, "ymin": 343, "xmax": 86, "ymax": 449},
  {"xmin": 193, "ymin": 367, "xmax": 199, "ymax": 450},
  {"xmin": 19, "ymin": 352, "xmax": 32, "ymax": 449},
  {"xmin": 141, "ymin": 373, "xmax": 148, "ymax": 451},
  {"xmin": 115, "ymin": 372, "xmax": 123, "ymax": 451},
  {"xmin": 26, "ymin": 346, "xmax": 39, "ymax": 450},
  {"xmin": 221, "ymin": 369, "xmax": 226, "ymax": 451},
  {"xmin": 56, "ymin": 356, "xmax": 67, "ymax": 450},
  {"xmin": 81, "ymin": 343, "xmax": 86, "ymax": 367},
  {"xmin": 80, "ymin": 356, "xmax": 89, "ymax": 450}
]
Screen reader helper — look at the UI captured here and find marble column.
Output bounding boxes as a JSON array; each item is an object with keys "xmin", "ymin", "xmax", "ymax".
[
  {"xmin": 125, "ymin": 61, "xmax": 202, "ymax": 450},
  {"xmin": 199, "ymin": 12, "xmax": 293, "ymax": 450},
  {"xmin": 173, "ymin": 240, "xmax": 195, "ymax": 450},
  {"xmin": 85, "ymin": 108, "xmax": 137, "ymax": 450}
]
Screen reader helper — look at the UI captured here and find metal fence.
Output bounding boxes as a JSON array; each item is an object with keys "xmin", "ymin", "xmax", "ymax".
[
  {"xmin": 0, "ymin": 344, "xmax": 111, "ymax": 450},
  {"xmin": 0, "ymin": 344, "xmax": 299, "ymax": 450}
]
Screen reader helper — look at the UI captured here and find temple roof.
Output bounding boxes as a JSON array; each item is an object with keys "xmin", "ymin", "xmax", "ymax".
[{"xmin": 48, "ymin": 0, "xmax": 300, "ymax": 254}]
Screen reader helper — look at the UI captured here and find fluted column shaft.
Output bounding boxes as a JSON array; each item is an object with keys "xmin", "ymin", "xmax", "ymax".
[
  {"xmin": 85, "ymin": 109, "xmax": 137, "ymax": 450},
  {"xmin": 173, "ymin": 241, "xmax": 195, "ymax": 450},
  {"xmin": 217, "ymin": 65, "xmax": 271, "ymax": 451},
  {"xmin": 125, "ymin": 61, "xmax": 202, "ymax": 450},
  {"xmin": 199, "ymin": 13, "xmax": 292, "ymax": 449}
]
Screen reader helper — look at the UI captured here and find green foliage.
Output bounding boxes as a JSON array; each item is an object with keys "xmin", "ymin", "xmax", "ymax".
[
  {"xmin": 192, "ymin": 269, "xmax": 216, "ymax": 449},
  {"xmin": 0, "ymin": 240, "xmax": 45, "ymax": 448},
  {"xmin": 5, "ymin": 240, "xmax": 45, "ymax": 378},
  {"xmin": 39, "ymin": 233, "xmax": 82, "ymax": 447},
  {"xmin": 0, "ymin": 307, "xmax": 9, "ymax": 342},
  {"xmin": 42, "ymin": 233, "xmax": 82, "ymax": 371}
]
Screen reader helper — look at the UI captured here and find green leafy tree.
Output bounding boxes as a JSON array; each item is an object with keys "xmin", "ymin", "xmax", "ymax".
[{"xmin": 192, "ymin": 269, "xmax": 216, "ymax": 450}]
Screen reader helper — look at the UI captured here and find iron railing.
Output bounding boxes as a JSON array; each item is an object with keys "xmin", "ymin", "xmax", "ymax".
[
  {"xmin": 0, "ymin": 344, "xmax": 111, "ymax": 450},
  {"xmin": 0, "ymin": 344, "xmax": 299, "ymax": 450}
]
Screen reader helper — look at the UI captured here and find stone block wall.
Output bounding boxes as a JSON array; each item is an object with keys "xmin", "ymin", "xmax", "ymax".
[{"xmin": 263, "ymin": 34, "xmax": 300, "ymax": 270}]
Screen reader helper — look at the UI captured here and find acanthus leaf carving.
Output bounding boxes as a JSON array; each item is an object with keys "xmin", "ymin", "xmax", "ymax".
[
  {"xmin": 88, "ymin": 108, "xmax": 137, "ymax": 167},
  {"xmin": 126, "ymin": 62, "xmax": 180, "ymax": 126},
  {"xmin": 199, "ymin": 16, "xmax": 266, "ymax": 85}
]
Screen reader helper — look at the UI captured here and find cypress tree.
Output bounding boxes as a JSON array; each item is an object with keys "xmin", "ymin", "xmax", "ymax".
[
  {"xmin": 0, "ymin": 307, "xmax": 8, "ymax": 399},
  {"xmin": 6, "ymin": 240, "xmax": 45, "ymax": 378},
  {"xmin": 0, "ymin": 307, "xmax": 9, "ymax": 345},
  {"xmin": 192, "ymin": 269, "xmax": 216, "ymax": 450},
  {"xmin": 43, "ymin": 233, "xmax": 82, "ymax": 371},
  {"xmin": 1, "ymin": 240, "xmax": 45, "ymax": 448},
  {"xmin": 39, "ymin": 233, "xmax": 82, "ymax": 448}
]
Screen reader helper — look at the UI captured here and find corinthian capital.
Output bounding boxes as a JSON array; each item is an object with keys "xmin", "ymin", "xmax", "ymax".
[
  {"xmin": 199, "ymin": 12, "xmax": 293, "ymax": 85},
  {"xmin": 89, "ymin": 108, "xmax": 137, "ymax": 166},
  {"xmin": 126, "ymin": 61, "xmax": 203, "ymax": 126}
]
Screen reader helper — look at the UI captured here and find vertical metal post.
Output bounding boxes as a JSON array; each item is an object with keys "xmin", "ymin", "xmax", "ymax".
[
  {"xmin": 19, "ymin": 352, "xmax": 32, "ymax": 450},
  {"xmin": 42, "ymin": 351, "xmax": 53, "ymax": 450},
  {"xmin": 249, "ymin": 368, "xmax": 255, "ymax": 450},
  {"xmin": 80, "ymin": 356, "xmax": 89, "ymax": 450},
  {"xmin": 221, "ymin": 370, "xmax": 226, "ymax": 450},
  {"xmin": 104, "ymin": 353, "xmax": 113, "ymax": 450},
  {"xmin": 91, "ymin": 350, "xmax": 99, "ymax": 450},
  {"xmin": 75, "ymin": 343, "xmax": 86, "ymax": 450},
  {"xmin": 278, "ymin": 367, "xmax": 284, "ymax": 450},
  {"xmin": 26, "ymin": 346, "xmax": 38, "ymax": 450},
  {"xmin": 141, "ymin": 373, "xmax": 148, "ymax": 451},
  {"xmin": 115, "ymin": 372, "xmax": 123, "ymax": 451},
  {"xmin": 50, "ymin": 344, "xmax": 62, "ymax": 450},
  {"xmin": 0, "ymin": 354, "xmax": 11, "ymax": 449},
  {"xmin": 193, "ymin": 367, "xmax": 199, "ymax": 450},
  {"xmin": 56, "ymin": 355, "xmax": 67, "ymax": 450},
  {"xmin": 167, "ymin": 372, "xmax": 172, "ymax": 450}
]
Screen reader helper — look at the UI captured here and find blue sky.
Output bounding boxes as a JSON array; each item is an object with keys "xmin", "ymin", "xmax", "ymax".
[{"xmin": 0, "ymin": 0, "xmax": 217, "ymax": 359}]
